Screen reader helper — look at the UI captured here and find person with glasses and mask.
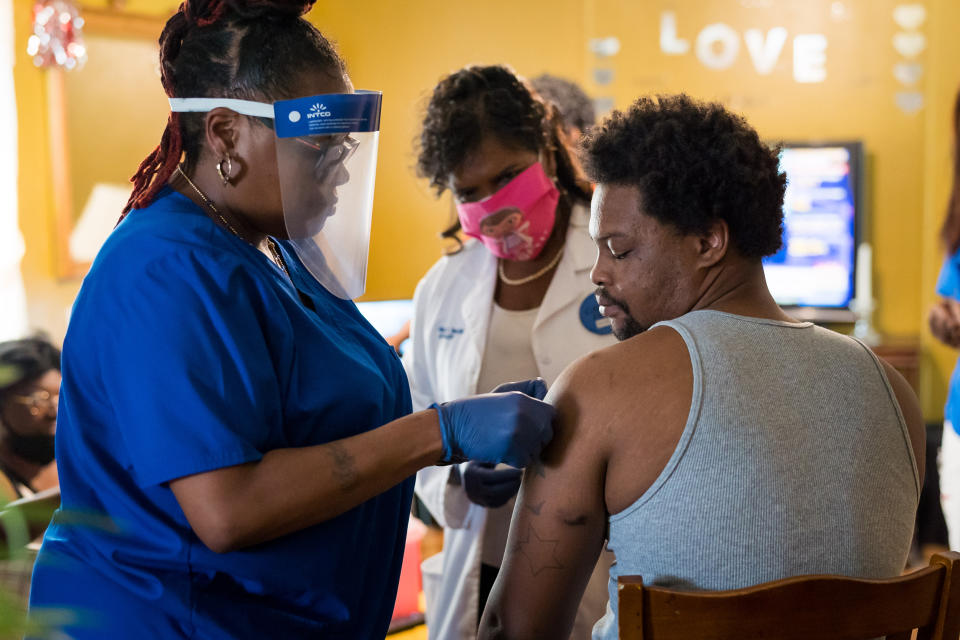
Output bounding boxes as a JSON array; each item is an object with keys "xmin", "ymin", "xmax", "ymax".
[
  {"xmin": 0, "ymin": 337, "xmax": 60, "ymax": 501},
  {"xmin": 26, "ymin": 3, "xmax": 554, "ymax": 639}
]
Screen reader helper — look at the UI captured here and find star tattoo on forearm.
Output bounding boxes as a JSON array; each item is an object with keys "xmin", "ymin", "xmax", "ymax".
[{"xmin": 512, "ymin": 524, "xmax": 563, "ymax": 576}]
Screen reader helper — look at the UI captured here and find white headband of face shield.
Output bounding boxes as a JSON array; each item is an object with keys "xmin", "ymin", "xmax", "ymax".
[{"xmin": 168, "ymin": 97, "xmax": 274, "ymax": 118}]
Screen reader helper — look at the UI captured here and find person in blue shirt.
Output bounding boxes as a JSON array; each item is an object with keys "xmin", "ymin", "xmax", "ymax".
[
  {"xmin": 931, "ymin": 86, "xmax": 960, "ymax": 551},
  {"xmin": 26, "ymin": 2, "xmax": 554, "ymax": 638}
]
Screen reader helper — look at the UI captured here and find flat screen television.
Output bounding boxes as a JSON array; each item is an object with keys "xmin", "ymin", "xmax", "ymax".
[{"xmin": 761, "ymin": 141, "xmax": 863, "ymax": 321}]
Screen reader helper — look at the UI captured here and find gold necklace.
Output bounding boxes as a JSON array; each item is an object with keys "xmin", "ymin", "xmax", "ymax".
[
  {"xmin": 264, "ymin": 237, "xmax": 290, "ymax": 280},
  {"xmin": 176, "ymin": 164, "xmax": 289, "ymax": 279},
  {"xmin": 498, "ymin": 247, "xmax": 564, "ymax": 287}
]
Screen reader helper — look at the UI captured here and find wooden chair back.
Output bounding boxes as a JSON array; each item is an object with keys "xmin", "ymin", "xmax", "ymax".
[{"xmin": 618, "ymin": 552, "xmax": 960, "ymax": 640}]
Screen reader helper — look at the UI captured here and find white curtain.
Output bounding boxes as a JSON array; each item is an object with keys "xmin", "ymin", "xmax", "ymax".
[{"xmin": 0, "ymin": 0, "xmax": 29, "ymax": 341}]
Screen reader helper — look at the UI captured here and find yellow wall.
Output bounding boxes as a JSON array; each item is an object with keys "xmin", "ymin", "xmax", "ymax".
[
  {"xmin": 12, "ymin": 0, "xmax": 960, "ymax": 417},
  {"xmin": 63, "ymin": 34, "xmax": 168, "ymax": 223}
]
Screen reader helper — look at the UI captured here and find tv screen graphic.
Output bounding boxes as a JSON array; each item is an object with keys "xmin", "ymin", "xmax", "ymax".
[{"xmin": 762, "ymin": 142, "xmax": 861, "ymax": 311}]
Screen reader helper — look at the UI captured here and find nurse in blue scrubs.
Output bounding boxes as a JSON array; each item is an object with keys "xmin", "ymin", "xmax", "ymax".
[{"xmin": 27, "ymin": 2, "xmax": 553, "ymax": 638}]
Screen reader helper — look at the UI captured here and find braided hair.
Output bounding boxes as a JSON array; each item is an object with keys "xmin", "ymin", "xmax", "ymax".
[
  {"xmin": 121, "ymin": 0, "xmax": 345, "ymax": 217},
  {"xmin": 416, "ymin": 65, "xmax": 593, "ymax": 250}
]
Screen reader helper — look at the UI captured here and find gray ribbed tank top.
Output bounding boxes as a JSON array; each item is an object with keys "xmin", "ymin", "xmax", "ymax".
[{"xmin": 592, "ymin": 310, "xmax": 920, "ymax": 640}]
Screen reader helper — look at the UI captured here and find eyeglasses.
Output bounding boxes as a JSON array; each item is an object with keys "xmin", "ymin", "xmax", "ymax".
[
  {"xmin": 294, "ymin": 134, "xmax": 360, "ymax": 166},
  {"xmin": 252, "ymin": 116, "xmax": 359, "ymax": 165},
  {"xmin": 9, "ymin": 389, "xmax": 58, "ymax": 417}
]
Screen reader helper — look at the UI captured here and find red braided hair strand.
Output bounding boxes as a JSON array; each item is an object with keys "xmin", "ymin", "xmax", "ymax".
[
  {"xmin": 195, "ymin": 0, "xmax": 226, "ymax": 27},
  {"xmin": 120, "ymin": 2, "xmax": 224, "ymax": 218},
  {"xmin": 120, "ymin": 113, "xmax": 183, "ymax": 217}
]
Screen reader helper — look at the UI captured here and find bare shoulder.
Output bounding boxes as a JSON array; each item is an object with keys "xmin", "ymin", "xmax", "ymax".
[
  {"xmin": 548, "ymin": 325, "xmax": 690, "ymax": 406},
  {"xmin": 876, "ymin": 357, "xmax": 925, "ymax": 483},
  {"xmin": 542, "ymin": 325, "xmax": 693, "ymax": 467}
]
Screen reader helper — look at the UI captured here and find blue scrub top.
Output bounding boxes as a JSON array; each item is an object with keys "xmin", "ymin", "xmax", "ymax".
[
  {"xmin": 938, "ymin": 253, "xmax": 960, "ymax": 434},
  {"xmin": 29, "ymin": 188, "xmax": 414, "ymax": 639}
]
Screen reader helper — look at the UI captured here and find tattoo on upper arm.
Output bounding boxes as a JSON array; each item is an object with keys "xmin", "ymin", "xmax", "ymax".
[
  {"xmin": 529, "ymin": 459, "xmax": 547, "ymax": 479},
  {"xmin": 525, "ymin": 500, "xmax": 587, "ymax": 526},
  {"xmin": 512, "ymin": 524, "xmax": 563, "ymax": 576},
  {"xmin": 525, "ymin": 500, "xmax": 545, "ymax": 516},
  {"xmin": 327, "ymin": 441, "xmax": 359, "ymax": 491}
]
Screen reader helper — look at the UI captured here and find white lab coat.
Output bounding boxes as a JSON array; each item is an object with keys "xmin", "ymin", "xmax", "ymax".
[{"xmin": 403, "ymin": 204, "xmax": 616, "ymax": 640}]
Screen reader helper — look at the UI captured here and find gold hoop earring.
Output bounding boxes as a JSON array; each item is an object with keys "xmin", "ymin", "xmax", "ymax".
[{"xmin": 216, "ymin": 156, "xmax": 233, "ymax": 185}]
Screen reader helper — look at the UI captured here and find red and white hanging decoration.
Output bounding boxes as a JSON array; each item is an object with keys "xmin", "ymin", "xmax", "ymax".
[{"xmin": 26, "ymin": 0, "xmax": 87, "ymax": 70}]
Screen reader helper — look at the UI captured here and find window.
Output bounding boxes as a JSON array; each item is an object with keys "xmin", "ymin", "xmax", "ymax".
[{"xmin": 0, "ymin": 0, "xmax": 28, "ymax": 341}]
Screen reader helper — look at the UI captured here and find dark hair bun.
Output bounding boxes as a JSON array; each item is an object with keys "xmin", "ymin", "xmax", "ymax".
[
  {"xmin": 184, "ymin": 0, "xmax": 315, "ymax": 27},
  {"xmin": 223, "ymin": 0, "xmax": 315, "ymax": 20}
]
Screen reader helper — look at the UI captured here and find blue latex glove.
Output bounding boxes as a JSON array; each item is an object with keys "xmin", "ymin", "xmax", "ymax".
[
  {"xmin": 463, "ymin": 462, "xmax": 523, "ymax": 508},
  {"xmin": 432, "ymin": 380, "xmax": 555, "ymax": 466},
  {"xmin": 489, "ymin": 378, "xmax": 548, "ymax": 400}
]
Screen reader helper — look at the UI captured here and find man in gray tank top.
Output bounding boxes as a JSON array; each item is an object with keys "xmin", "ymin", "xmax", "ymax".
[{"xmin": 478, "ymin": 94, "xmax": 924, "ymax": 640}]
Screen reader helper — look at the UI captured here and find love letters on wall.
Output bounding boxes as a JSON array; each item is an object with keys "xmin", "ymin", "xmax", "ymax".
[{"xmin": 587, "ymin": 2, "xmax": 927, "ymax": 116}]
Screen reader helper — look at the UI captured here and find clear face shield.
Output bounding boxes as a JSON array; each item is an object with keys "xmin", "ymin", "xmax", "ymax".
[{"xmin": 169, "ymin": 91, "xmax": 382, "ymax": 299}]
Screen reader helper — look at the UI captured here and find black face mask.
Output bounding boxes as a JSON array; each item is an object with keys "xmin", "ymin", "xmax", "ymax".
[{"xmin": 6, "ymin": 431, "xmax": 55, "ymax": 466}]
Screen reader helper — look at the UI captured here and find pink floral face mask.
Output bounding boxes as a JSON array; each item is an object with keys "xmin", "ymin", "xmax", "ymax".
[{"xmin": 455, "ymin": 162, "xmax": 560, "ymax": 261}]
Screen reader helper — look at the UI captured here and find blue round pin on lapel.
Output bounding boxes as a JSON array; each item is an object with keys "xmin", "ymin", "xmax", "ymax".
[{"xmin": 579, "ymin": 294, "xmax": 613, "ymax": 335}]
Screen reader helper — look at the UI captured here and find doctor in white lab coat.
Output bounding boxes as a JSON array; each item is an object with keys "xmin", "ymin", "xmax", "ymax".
[
  {"xmin": 405, "ymin": 205, "xmax": 615, "ymax": 640},
  {"xmin": 404, "ymin": 64, "xmax": 616, "ymax": 640}
]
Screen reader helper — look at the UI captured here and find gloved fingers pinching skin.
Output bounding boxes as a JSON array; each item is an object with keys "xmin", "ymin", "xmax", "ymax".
[
  {"xmin": 463, "ymin": 461, "xmax": 523, "ymax": 508},
  {"xmin": 431, "ymin": 391, "xmax": 556, "ymax": 466},
  {"xmin": 490, "ymin": 378, "xmax": 548, "ymax": 400}
]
